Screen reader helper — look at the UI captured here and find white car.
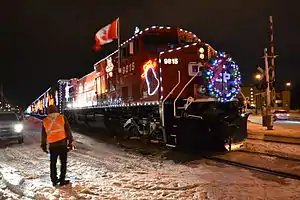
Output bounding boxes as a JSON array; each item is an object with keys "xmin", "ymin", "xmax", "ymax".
[
  {"xmin": 0, "ymin": 112, "xmax": 24, "ymax": 144},
  {"xmin": 273, "ymin": 110, "xmax": 289, "ymax": 120}
]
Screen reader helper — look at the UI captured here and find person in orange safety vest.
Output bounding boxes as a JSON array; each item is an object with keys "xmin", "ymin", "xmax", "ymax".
[{"xmin": 41, "ymin": 105, "xmax": 74, "ymax": 187}]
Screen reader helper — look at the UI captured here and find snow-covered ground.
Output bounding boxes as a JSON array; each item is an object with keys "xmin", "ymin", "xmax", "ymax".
[
  {"xmin": 248, "ymin": 115, "xmax": 300, "ymax": 130},
  {"xmin": 289, "ymin": 112, "xmax": 300, "ymax": 121},
  {"xmin": 245, "ymin": 138, "xmax": 300, "ymax": 160},
  {"xmin": 246, "ymin": 117, "xmax": 300, "ymax": 158},
  {"xmin": 248, "ymin": 116, "xmax": 300, "ymax": 138},
  {"xmin": 0, "ymin": 117, "xmax": 300, "ymax": 199}
]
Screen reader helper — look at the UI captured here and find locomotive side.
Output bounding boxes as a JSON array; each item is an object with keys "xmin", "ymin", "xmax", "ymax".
[{"xmin": 27, "ymin": 26, "xmax": 248, "ymax": 151}]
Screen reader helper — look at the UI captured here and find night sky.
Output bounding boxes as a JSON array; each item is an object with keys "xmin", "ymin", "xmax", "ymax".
[{"xmin": 1, "ymin": 1, "xmax": 299, "ymax": 108}]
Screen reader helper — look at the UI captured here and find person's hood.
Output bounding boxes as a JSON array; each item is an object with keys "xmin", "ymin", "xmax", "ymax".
[{"xmin": 47, "ymin": 113, "xmax": 60, "ymax": 119}]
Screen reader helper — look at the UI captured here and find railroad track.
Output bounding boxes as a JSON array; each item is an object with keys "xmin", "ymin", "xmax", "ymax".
[
  {"xmin": 238, "ymin": 149, "xmax": 300, "ymax": 162},
  {"xmin": 204, "ymin": 156, "xmax": 300, "ymax": 181},
  {"xmin": 247, "ymin": 134, "xmax": 300, "ymax": 145},
  {"xmin": 203, "ymin": 151, "xmax": 300, "ymax": 181}
]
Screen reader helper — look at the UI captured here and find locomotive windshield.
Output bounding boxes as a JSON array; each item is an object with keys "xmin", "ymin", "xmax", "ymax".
[
  {"xmin": 141, "ymin": 29, "xmax": 200, "ymax": 52},
  {"xmin": 142, "ymin": 33, "xmax": 178, "ymax": 52}
]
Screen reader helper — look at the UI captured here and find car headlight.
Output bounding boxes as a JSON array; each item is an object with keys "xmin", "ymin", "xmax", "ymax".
[{"xmin": 14, "ymin": 124, "xmax": 23, "ymax": 133}]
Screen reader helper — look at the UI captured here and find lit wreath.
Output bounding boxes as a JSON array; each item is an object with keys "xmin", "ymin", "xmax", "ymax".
[{"xmin": 205, "ymin": 52, "xmax": 241, "ymax": 102}]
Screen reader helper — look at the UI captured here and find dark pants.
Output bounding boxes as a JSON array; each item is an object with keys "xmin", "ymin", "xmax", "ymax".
[{"xmin": 49, "ymin": 146, "xmax": 68, "ymax": 183}]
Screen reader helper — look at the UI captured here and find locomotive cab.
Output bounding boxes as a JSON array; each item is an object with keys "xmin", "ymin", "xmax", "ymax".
[{"xmin": 158, "ymin": 41, "xmax": 247, "ymax": 151}]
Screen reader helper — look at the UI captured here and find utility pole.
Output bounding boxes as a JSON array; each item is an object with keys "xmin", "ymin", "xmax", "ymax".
[
  {"xmin": 0, "ymin": 84, "xmax": 8, "ymax": 104},
  {"xmin": 269, "ymin": 16, "xmax": 277, "ymax": 108},
  {"xmin": 263, "ymin": 48, "xmax": 273, "ymax": 130},
  {"xmin": 0, "ymin": 84, "xmax": 3, "ymax": 103}
]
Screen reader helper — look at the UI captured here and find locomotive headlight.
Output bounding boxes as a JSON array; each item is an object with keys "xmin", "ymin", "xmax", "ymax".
[
  {"xmin": 199, "ymin": 47, "xmax": 205, "ymax": 59},
  {"xmin": 14, "ymin": 124, "xmax": 24, "ymax": 133}
]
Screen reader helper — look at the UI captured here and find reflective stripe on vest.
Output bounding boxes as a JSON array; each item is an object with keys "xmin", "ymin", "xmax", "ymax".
[{"xmin": 43, "ymin": 114, "xmax": 67, "ymax": 143}]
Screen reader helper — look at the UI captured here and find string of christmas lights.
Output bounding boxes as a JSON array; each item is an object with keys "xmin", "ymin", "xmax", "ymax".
[{"xmin": 141, "ymin": 60, "xmax": 160, "ymax": 96}]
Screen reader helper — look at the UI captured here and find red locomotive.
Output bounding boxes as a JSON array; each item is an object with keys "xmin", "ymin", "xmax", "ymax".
[{"xmin": 27, "ymin": 26, "xmax": 248, "ymax": 151}]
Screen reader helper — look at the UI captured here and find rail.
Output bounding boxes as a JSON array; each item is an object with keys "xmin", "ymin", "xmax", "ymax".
[
  {"xmin": 239, "ymin": 149, "xmax": 300, "ymax": 162},
  {"xmin": 203, "ymin": 155, "xmax": 300, "ymax": 181},
  {"xmin": 173, "ymin": 65, "xmax": 201, "ymax": 117},
  {"xmin": 247, "ymin": 135, "xmax": 300, "ymax": 145},
  {"xmin": 161, "ymin": 70, "xmax": 181, "ymax": 127}
]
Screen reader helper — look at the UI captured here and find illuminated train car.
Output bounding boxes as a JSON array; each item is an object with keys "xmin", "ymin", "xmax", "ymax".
[
  {"xmin": 26, "ymin": 80, "xmax": 71, "ymax": 117},
  {"xmin": 34, "ymin": 26, "xmax": 249, "ymax": 151}
]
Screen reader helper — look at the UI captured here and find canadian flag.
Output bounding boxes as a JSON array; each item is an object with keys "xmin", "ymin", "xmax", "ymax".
[{"xmin": 94, "ymin": 18, "xmax": 119, "ymax": 51}]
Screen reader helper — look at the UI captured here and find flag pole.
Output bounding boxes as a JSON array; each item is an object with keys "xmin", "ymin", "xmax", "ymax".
[
  {"xmin": 117, "ymin": 18, "xmax": 121, "ymax": 73},
  {"xmin": 117, "ymin": 18, "xmax": 121, "ymax": 97}
]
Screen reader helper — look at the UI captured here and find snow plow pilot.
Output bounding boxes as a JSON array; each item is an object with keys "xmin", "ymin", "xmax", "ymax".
[{"xmin": 40, "ymin": 105, "xmax": 74, "ymax": 187}]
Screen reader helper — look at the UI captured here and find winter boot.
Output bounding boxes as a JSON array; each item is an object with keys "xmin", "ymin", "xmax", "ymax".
[
  {"xmin": 52, "ymin": 179, "xmax": 59, "ymax": 187},
  {"xmin": 59, "ymin": 179, "xmax": 70, "ymax": 186}
]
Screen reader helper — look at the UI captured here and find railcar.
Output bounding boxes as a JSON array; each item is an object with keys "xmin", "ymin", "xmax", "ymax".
[
  {"xmin": 25, "ymin": 79, "xmax": 74, "ymax": 117},
  {"xmin": 28, "ymin": 26, "xmax": 248, "ymax": 151}
]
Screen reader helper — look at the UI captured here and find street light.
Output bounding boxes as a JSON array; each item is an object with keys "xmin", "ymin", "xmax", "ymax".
[
  {"xmin": 255, "ymin": 73, "xmax": 263, "ymax": 81},
  {"xmin": 285, "ymin": 82, "xmax": 291, "ymax": 91}
]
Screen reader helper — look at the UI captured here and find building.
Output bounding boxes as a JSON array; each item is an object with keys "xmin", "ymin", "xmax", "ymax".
[
  {"xmin": 275, "ymin": 90, "xmax": 291, "ymax": 110},
  {"xmin": 240, "ymin": 86, "xmax": 260, "ymax": 109},
  {"xmin": 241, "ymin": 86, "xmax": 291, "ymax": 113}
]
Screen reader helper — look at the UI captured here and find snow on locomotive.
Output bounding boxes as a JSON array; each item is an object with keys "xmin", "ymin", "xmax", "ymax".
[{"xmin": 28, "ymin": 26, "xmax": 248, "ymax": 151}]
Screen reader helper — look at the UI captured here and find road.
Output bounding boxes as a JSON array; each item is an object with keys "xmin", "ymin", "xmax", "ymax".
[
  {"xmin": 248, "ymin": 115, "xmax": 300, "ymax": 129},
  {"xmin": 0, "ymin": 117, "xmax": 300, "ymax": 199}
]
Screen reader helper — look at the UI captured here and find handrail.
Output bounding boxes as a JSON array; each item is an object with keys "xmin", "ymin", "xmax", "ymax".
[
  {"xmin": 161, "ymin": 70, "xmax": 181, "ymax": 127},
  {"xmin": 183, "ymin": 96, "xmax": 194, "ymax": 110},
  {"xmin": 183, "ymin": 98, "xmax": 217, "ymax": 111},
  {"xmin": 173, "ymin": 65, "xmax": 201, "ymax": 117}
]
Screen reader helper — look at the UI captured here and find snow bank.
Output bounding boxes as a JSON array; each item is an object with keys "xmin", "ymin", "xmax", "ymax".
[
  {"xmin": 0, "ymin": 162, "xmax": 36, "ymax": 198},
  {"xmin": 248, "ymin": 122, "xmax": 300, "ymax": 138},
  {"xmin": 289, "ymin": 113, "xmax": 300, "ymax": 121},
  {"xmin": 0, "ymin": 176, "xmax": 22, "ymax": 199}
]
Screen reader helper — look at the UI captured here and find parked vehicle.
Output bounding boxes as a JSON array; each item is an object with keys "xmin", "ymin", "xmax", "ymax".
[
  {"xmin": 273, "ymin": 110, "xmax": 289, "ymax": 121},
  {"xmin": 0, "ymin": 111, "xmax": 24, "ymax": 144}
]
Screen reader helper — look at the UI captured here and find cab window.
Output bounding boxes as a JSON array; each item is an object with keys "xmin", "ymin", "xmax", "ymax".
[{"xmin": 142, "ymin": 33, "xmax": 177, "ymax": 52}]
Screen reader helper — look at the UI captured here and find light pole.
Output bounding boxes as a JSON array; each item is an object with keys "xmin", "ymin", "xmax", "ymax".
[
  {"xmin": 285, "ymin": 82, "xmax": 291, "ymax": 90},
  {"xmin": 285, "ymin": 82, "xmax": 292, "ymax": 111}
]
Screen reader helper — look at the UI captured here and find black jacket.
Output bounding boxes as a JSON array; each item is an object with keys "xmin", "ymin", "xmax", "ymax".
[{"xmin": 41, "ymin": 113, "xmax": 73, "ymax": 149}]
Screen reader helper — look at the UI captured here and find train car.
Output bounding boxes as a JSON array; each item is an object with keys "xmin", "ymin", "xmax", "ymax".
[
  {"xmin": 26, "ymin": 79, "xmax": 71, "ymax": 117},
  {"xmin": 29, "ymin": 26, "xmax": 249, "ymax": 151}
]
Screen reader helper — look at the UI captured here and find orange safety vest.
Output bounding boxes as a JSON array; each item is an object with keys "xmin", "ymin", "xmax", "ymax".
[{"xmin": 43, "ymin": 114, "xmax": 67, "ymax": 143}]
